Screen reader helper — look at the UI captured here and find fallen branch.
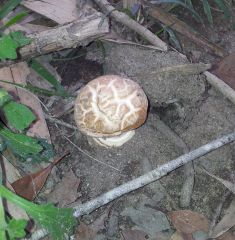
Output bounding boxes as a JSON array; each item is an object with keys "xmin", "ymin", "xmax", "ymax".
[
  {"xmin": 0, "ymin": 13, "xmax": 109, "ymax": 68},
  {"xmin": 73, "ymin": 131, "xmax": 235, "ymax": 217},
  {"xmin": 148, "ymin": 6, "xmax": 226, "ymax": 57},
  {"xmin": 204, "ymin": 71, "xmax": 235, "ymax": 105},
  {"xmin": 92, "ymin": 0, "xmax": 168, "ymax": 51}
]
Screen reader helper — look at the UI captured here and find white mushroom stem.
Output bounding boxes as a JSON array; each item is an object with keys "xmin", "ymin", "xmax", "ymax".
[{"xmin": 93, "ymin": 130, "xmax": 135, "ymax": 147}]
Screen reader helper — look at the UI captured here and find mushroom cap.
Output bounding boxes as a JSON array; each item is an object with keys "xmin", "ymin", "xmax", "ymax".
[{"xmin": 74, "ymin": 75, "xmax": 148, "ymax": 138}]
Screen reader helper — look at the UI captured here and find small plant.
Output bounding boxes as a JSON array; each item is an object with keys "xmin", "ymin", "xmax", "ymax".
[
  {"xmin": 0, "ymin": 89, "xmax": 77, "ymax": 239},
  {"xmin": 150, "ymin": 0, "xmax": 232, "ymax": 25}
]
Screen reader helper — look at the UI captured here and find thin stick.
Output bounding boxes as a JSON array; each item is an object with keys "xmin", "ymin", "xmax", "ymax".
[
  {"xmin": 44, "ymin": 114, "xmax": 78, "ymax": 130},
  {"xmin": 93, "ymin": 0, "xmax": 168, "ymax": 51},
  {"xmin": 73, "ymin": 131, "xmax": 235, "ymax": 217}
]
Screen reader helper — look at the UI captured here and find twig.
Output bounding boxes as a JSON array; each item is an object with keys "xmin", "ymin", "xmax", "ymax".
[
  {"xmin": 73, "ymin": 131, "xmax": 235, "ymax": 217},
  {"xmin": 204, "ymin": 71, "xmax": 235, "ymax": 105},
  {"xmin": 148, "ymin": 6, "xmax": 226, "ymax": 57},
  {"xmin": 44, "ymin": 114, "xmax": 78, "ymax": 130},
  {"xmin": 92, "ymin": 0, "xmax": 168, "ymax": 51},
  {"xmin": 63, "ymin": 136, "xmax": 122, "ymax": 173}
]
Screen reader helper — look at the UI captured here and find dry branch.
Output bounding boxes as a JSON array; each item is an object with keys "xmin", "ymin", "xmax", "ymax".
[
  {"xmin": 73, "ymin": 131, "xmax": 235, "ymax": 217},
  {"xmin": 20, "ymin": 13, "xmax": 109, "ymax": 58},
  {"xmin": 93, "ymin": 0, "xmax": 168, "ymax": 51},
  {"xmin": 0, "ymin": 13, "xmax": 109, "ymax": 68},
  {"xmin": 148, "ymin": 6, "xmax": 226, "ymax": 57}
]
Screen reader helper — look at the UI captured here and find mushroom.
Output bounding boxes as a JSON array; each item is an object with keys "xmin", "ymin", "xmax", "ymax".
[{"xmin": 74, "ymin": 75, "xmax": 148, "ymax": 147}]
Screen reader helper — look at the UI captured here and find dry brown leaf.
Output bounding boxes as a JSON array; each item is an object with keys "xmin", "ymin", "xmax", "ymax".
[
  {"xmin": 0, "ymin": 67, "xmax": 17, "ymax": 94},
  {"xmin": 11, "ymin": 152, "xmax": 69, "ymax": 200},
  {"xmin": 217, "ymin": 228, "xmax": 235, "ymax": 240},
  {"xmin": 90, "ymin": 209, "xmax": 109, "ymax": 233},
  {"xmin": 210, "ymin": 200, "xmax": 235, "ymax": 239},
  {"xmin": 22, "ymin": 0, "xmax": 79, "ymax": 24},
  {"xmin": 201, "ymin": 168, "xmax": 235, "ymax": 194},
  {"xmin": 212, "ymin": 53, "xmax": 235, "ymax": 90},
  {"xmin": 170, "ymin": 231, "xmax": 185, "ymax": 240},
  {"xmin": 47, "ymin": 169, "xmax": 80, "ymax": 207},
  {"xmin": 121, "ymin": 229, "xmax": 148, "ymax": 240},
  {"xmin": 74, "ymin": 222, "xmax": 96, "ymax": 240},
  {"xmin": 168, "ymin": 210, "xmax": 209, "ymax": 234},
  {"xmin": 10, "ymin": 62, "xmax": 51, "ymax": 142},
  {"xmin": 2, "ymin": 154, "xmax": 21, "ymax": 183}
]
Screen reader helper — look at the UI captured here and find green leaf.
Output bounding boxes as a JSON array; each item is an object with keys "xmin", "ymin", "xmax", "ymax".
[
  {"xmin": 0, "ymin": 186, "xmax": 77, "ymax": 240},
  {"xmin": 3, "ymin": 101, "xmax": 36, "ymax": 130},
  {"xmin": 10, "ymin": 31, "xmax": 31, "ymax": 47},
  {"xmin": 30, "ymin": 138, "xmax": 54, "ymax": 162},
  {"xmin": 29, "ymin": 59, "xmax": 65, "ymax": 93},
  {"xmin": 0, "ymin": 34, "xmax": 18, "ymax": 60},
  {"xmin": 202, "ymin": 0, "xmax": 213, "ymax": 25},
  {"xmin": 1, "ymin": 11, "xmax": 28, "ymax": 29},
  {"xmin": 0, "ymin": 88, "xmax": 11, "ymax": 107},
  {"xmin": 7, "ymin": 219, "xmax": 27, "ymax": 239},
  {"xmin": 0, "ymin": 123, "xmax": 43, "ymax": 158},
  {"xmin": 0, "ymin": 0, "xmax": 23, "ymax": 20},
  {"xmin": 215, "ymin": 0, "xmax": 231, "ymax": 20},
  {"xmin": 0, "ymin": 32, "xmax": 31, "ymax": 60}
]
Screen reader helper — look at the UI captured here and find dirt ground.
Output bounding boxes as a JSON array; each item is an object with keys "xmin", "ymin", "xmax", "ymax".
[{"xmin": 38, "ymin": 6, "xmax": 235, "ymax": 240}]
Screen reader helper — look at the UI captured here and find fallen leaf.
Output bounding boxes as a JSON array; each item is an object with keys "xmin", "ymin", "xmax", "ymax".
[
  {"xmin": 2, "ymin": 154, "xmax": 21, "ymax": 183},
  {"xmin": 22, "ymin": 0, "xmax": 79, "ymax": 24},
  {"xmin": 201, "ymin": 168, "xmax": 235, "ymax": 194},
  {"xmin": 74, "ymin": 222, "xmax": 96, "ymax": 240},
  {"xmin": 212, "ymin": 53, "xmax": 235, "ymax": 90},
  {"xmin": 210, "ymin": 200, "xmax": 235, "ymax": 238},
  {"xmin": 11, "ymin": 152, "xmax": 69, "ymax": 200},
  {"xmin": 168, "ymin": 210, "xmax": 209, "ymax": 234},
  {"xmin": 10, "ymin": 62, "xmax": 51, "ymax": 142},
  {"xmin": 90, "ymin": 209, "xmax": 109, "ymax": 233},
  {"xmin": 5, "ymin": 182, "xmax": 29, "ymax": 220},
  {"xmin": 121, "ymin": 229, "xmax": 148, "ymax": 240},
  {"xmin": 170, "ymin": 231, "xmax": 184, "ymax": 240},
  {"xmin": 217, "ymin": 229, "xmax": 235, "ymax": 240},
  {"xmin": 0, "ymin": 62, "xmax": 51, "ymax": 143},
  {"xmin": 47, "ymin": 169, "xmax": 80, "ymax": 207}
]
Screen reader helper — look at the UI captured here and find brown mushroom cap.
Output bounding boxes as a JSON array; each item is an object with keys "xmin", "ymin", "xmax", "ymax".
[{"xmin": 74, "ymin": 75, "xmax": 148, "ymax": 138}]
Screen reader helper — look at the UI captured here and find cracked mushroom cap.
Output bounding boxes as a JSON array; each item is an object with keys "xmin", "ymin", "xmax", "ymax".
[{"xmin": 74, "ymin": 75, "xmax": 148, "ymax": 138}]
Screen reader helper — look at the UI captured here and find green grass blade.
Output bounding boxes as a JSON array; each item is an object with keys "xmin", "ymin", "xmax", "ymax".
[
  {"xmin": 185, "ymin": 0, "xmax": 193, "ymax": 9},
  {"xmin": 0, "ymin": 80, "xmax": 72, "ymax": 97},
  {"xmin": 0, "ymin": 0, "xmax": 23, "ymax": 20},
  {"xmin": 215, "ymin": 0, "xmax": 231, "ymax": 20},
  {"xmin": 29, "ymin": 59, "xmax": 65, "ymax": 93},
  {"xmin": 164, "ymin": 26, "xmax": 182, "ymax": 51},
  {"xmin": 2, "ymin": 11, "xmax": 28, "ymax": 29},
  {"xmin": 150, "ymin": 0, "xmax": 203, "ymax": 23},
  {"xmin": 202, "ymin": 0, "xmax": 213, "ymax": 25}
]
